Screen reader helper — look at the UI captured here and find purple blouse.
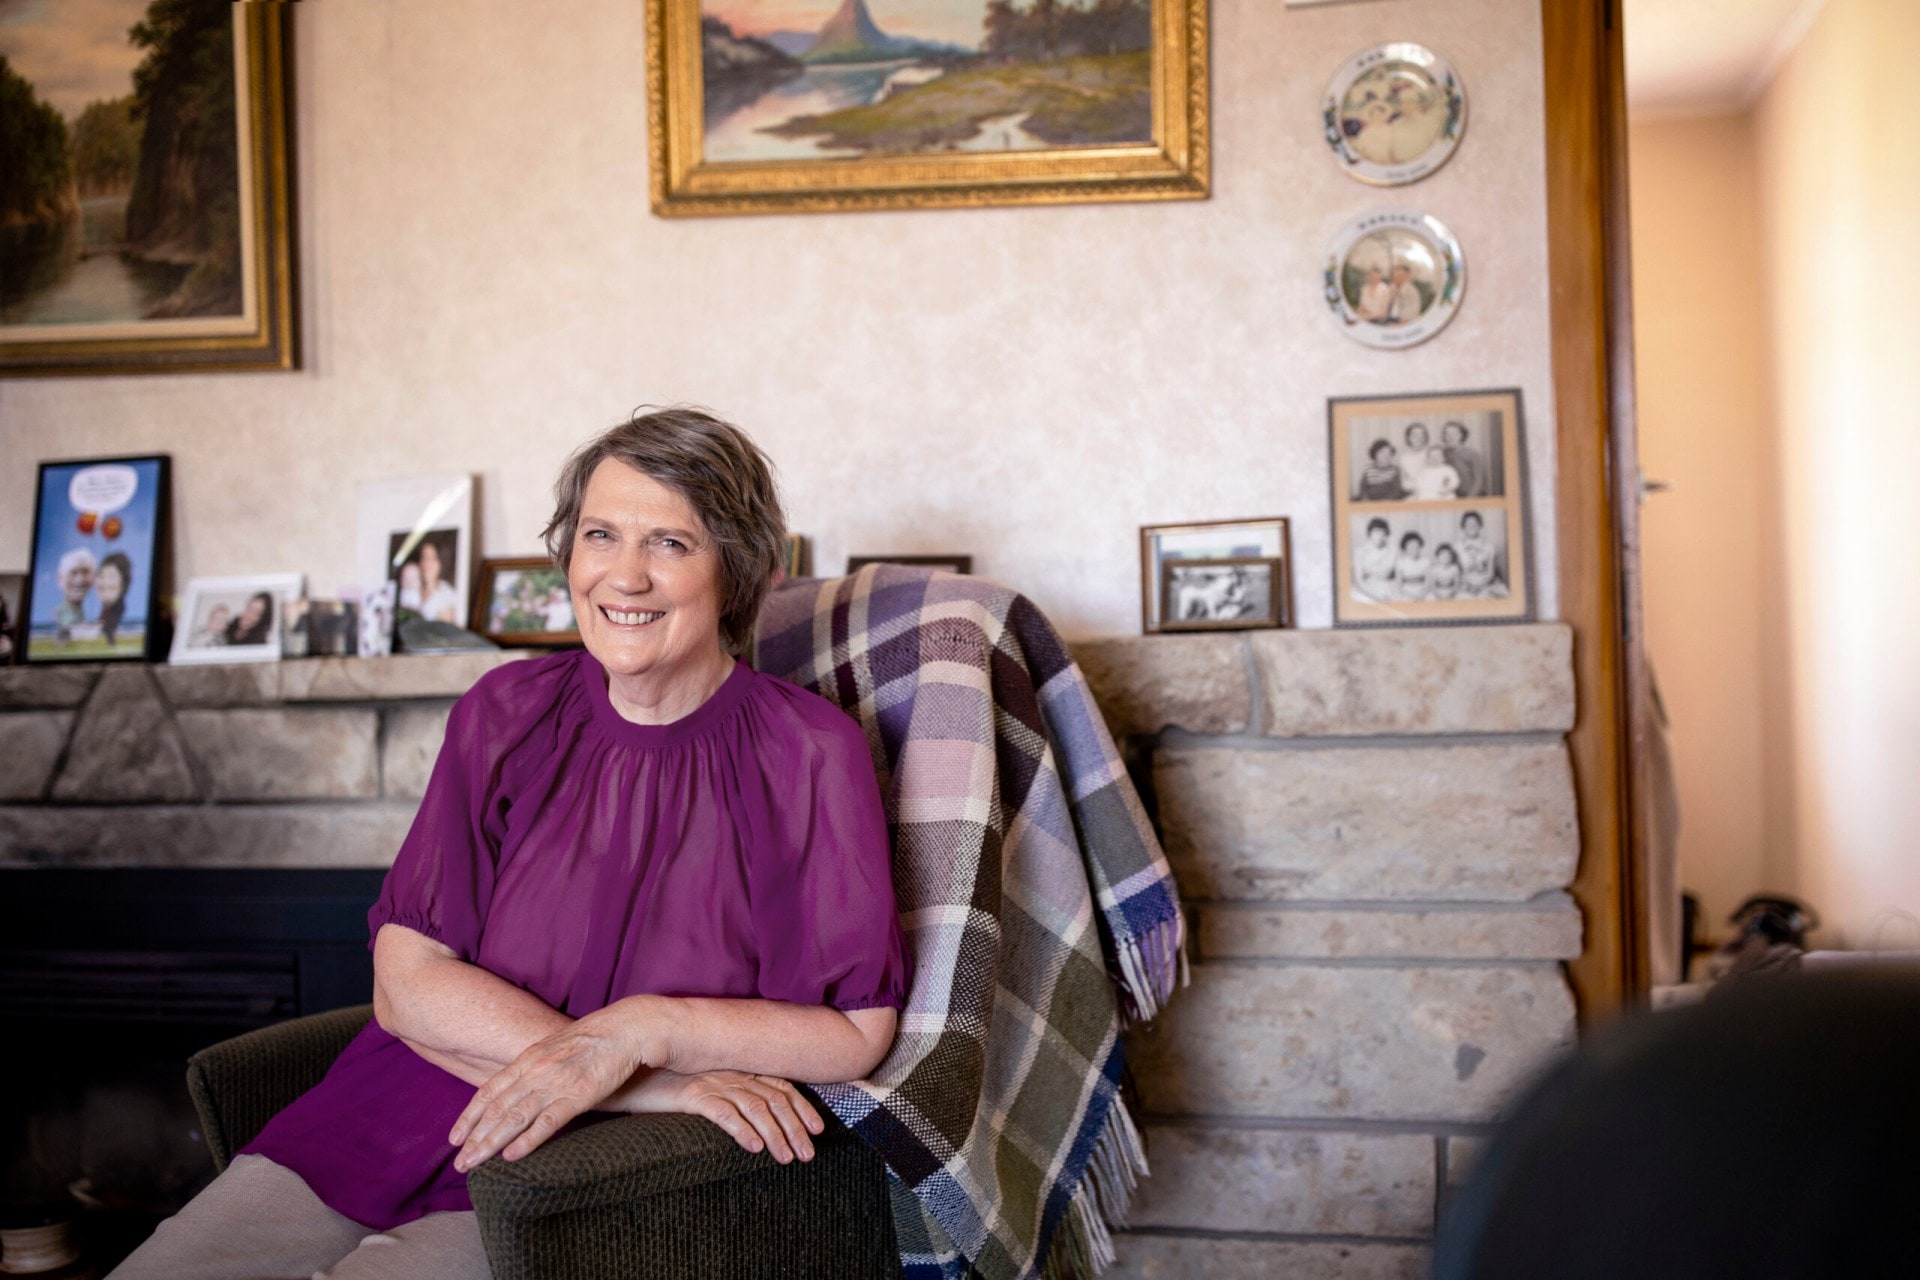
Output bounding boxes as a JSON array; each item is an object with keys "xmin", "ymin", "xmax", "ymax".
[{"xmin": 244, "ymin": 651, "xmax": 909, "ymax": 1229}]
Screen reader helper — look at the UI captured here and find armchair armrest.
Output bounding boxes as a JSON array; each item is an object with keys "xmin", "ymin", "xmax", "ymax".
[
  {"xmin": 467, "ymin": 1112, "xmax": 779, "ymax": 1214},
  {"xmin": 187, "ymin": 1003, "xmax": 373, "ymax": 1171},
  {"xmin": 467, "ymin": 1111, "xmax": 901, "ymax": 1280}
]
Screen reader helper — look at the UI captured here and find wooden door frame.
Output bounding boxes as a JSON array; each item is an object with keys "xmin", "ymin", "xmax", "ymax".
[{"xmin": 1543, "ymin": 0, "xmax": 1650, "ymax": 1019}]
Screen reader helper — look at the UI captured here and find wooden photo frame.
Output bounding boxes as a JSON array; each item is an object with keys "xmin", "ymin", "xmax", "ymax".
[
  {"xmin": 22, "ymin": 454, "xmax": 170, "ymax": 663},
  {"xmin": 1, "ymin": 2, "xmax": 298, "ymax": 376},
  {"xmin": 473, "ymin": 557, "xmax": 581, "ymax": 648},
  {"xmin": 646, "ymin": 0, "xmax": 1208, "ymax": 216},
  {"xmin": 1139, "ymin": 517, "xmax": 1292, "ymax": 633},
  {"xmin": 1328, "ymin": 387, "xmax": 1533, "ymax": 626},
  {"xmin": 0, "ymin": 572, "xmax": 26, "ymax": 665},
  {"xmin": 846, "ymin": 554, "xmax": 973, "ymax": 575},
  {"xmin": 1159, "ymin": 556, "xmax": 1286, "ymax": 632}
]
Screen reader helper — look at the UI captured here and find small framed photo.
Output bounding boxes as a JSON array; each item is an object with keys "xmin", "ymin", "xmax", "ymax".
[
  {"xmin": 1139, "ymin": 518, "xmax": 1292, "ymax": 633},
  {"xmin": 1322, "ymin": 43, "xmax": 1466, "ymax": 187},
  {"xmin": 783, "ymin": 534, "xmax": 807, "ymax": 581},
  {"xmin": 169, "ymin": 574, "xmax": 305, "ymax": 665},
  {"xmin": 474, "ymin": 557, "xmax": 580, "ymax": 647},
  {"xmin": 1323, "ymin": 209, "xmax": 1465, "ymax": 349},
  {"xmin": 0, "ymin": 572, "xmax": 24, "ymax": 665},
  {"xmin": 22, "ymin": 455, "xmax": 170, "ymax": 664},
  {"xmin": 1328, "ymin": 388, "xmax": 1532, "ymax": 626},
  {"xmin": 355, "ymin": 474, "xmax": 475, "ymax": 635},
  {"xmin": 1160, "ymin": 557, "xmax": 1286, "ymax": 631},
  {"xmin": 846, "ymin": 555, "xmax": 973, "ymax": 576}
]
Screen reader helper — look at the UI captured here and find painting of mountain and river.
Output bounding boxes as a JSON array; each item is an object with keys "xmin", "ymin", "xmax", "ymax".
[{"xmin": 699, "ymin": 0, "xmax": 1155, "ymax": 163}]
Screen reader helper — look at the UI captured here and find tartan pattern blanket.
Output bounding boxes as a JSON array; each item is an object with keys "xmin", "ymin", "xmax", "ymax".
[{"xmin": 753, "ymin": 565, "xmax": 1186, "ymax": 1280}]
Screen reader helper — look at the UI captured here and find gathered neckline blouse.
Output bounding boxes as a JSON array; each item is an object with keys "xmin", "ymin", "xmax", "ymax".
[{"xmin": 244, "ymin": 649, "xmax": 909, "ymax": 1230}]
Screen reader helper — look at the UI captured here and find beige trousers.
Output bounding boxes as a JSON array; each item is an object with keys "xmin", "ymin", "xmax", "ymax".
[{"xmin": 106, "ymin": 1154, "xmax": 490, "ymax": 1280}]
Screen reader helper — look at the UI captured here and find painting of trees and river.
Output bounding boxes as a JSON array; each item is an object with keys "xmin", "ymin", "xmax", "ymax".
[
  {"xmin": 700, "ymin": 0, "xmax": 1153, "ymax": 163},
  {"xmin": 0, "ymin": 0, "xmax": 247, "ymax": 332}
]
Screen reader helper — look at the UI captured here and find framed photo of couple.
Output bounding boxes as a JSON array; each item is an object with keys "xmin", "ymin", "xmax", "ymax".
[{"xmin": 1328, "ymin": 388, "xmax": 1532, "ymax": 627}]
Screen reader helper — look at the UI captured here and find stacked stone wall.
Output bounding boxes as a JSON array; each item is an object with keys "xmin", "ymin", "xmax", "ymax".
[{"xmin": 1077, "ymin": 625, "xmax": 1580, "ymax": 1278}]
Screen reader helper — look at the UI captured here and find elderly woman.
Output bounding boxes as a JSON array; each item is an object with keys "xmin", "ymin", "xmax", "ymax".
[{"xmin": 112, "ymin": 409, "xmax": 909, "ymax": 1278}]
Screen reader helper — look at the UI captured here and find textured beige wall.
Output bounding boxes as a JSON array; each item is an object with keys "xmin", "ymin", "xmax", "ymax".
[
  {"xmin": 1750, "ymin": 0, "xmax": 1920, "ymax": 947},
  {"xmin": 0, "ymin": 0, "xmax": 1557, "ymax": 637},
  {"xmin": 1626, "ymin": 115, "xmax": 1793, "ymax": 935}
]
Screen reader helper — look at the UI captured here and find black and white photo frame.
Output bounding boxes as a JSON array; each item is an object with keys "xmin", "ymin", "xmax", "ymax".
[{"xmin": 1328, "ymin": 388, "xmax": 1532, "ymax": 627}]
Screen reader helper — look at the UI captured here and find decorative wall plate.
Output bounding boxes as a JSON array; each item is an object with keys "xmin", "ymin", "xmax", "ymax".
[
  {"xmin": 1323, "ymin": 210, "xmax": 1466, "ymax": 349},
  {"xmin": 1323, "ymin": 43, "xmax": 1466, "ymax": 186}
]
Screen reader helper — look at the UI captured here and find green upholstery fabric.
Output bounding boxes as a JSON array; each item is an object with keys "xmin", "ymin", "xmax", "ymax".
[
  {"xmin": 186, "ymin": 1009, "xmax": 900, "ymax": 1279},
  {"xmin": 187, "ymin": 1004, "xmax": 373, "ymax": 1171}
]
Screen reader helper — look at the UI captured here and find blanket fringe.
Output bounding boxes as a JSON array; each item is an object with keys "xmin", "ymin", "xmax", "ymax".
[
  {"xmin": 1115, "ymin": 916, "xmax": 1189, "ymax": 1023},
  {"xmin": 1042, "ymin": 1098, "xmax": 1150, "ymax": 1280}
]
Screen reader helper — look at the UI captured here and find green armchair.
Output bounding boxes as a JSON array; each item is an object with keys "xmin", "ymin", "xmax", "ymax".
[{"xmin": 185, "ymin": 1006, "xmax": 903, "ymax": 1279}]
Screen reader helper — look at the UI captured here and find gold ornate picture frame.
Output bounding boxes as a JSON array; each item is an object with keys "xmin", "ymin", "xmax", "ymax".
[
  {"xmin": 646, "ymin": 0, "xmax": 1208, "ymax": 216},
  {"xmin": 1, "ymin": 2, "xmax": 298, "ymax": 377}
]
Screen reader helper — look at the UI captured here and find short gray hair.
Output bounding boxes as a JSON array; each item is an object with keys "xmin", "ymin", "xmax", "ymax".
[{"xmin": 543, "ymin": 407, "xmax": 785, "ymax": 654}]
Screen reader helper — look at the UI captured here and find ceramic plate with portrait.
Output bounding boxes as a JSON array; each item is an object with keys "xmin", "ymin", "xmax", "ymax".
[
  {"xmin": 1323, "ymin": 42, "xmax": 1465, "ymax": 186},
  {"xmin": 1324, "ymin": 210, "xmax": 1465, "ymax": 349}
]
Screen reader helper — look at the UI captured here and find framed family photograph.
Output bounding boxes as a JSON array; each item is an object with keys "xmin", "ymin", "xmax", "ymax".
[
  {"xmin": 22, "ymin": 455, "xmax": 170, "ymax": 663},
  {"xmin": 354, "ymin": 473, "xmax": 475, "ymax": 639},
  {"xmin": 1159, "ymin": 556, "xmax": 1286, "ymax": 632},
  {"xmin": 168, "ymin": 573, "xmax": 303, "ymax": 665},
  {"xmin": 1323, "ymin": 209, "xmax": 1465, "ymax": 349},
  {"xmin": 474, "ymin": 557, "xmax": 580, "ymax": 647},
  {"xmin": 1328, "ymin": 388, "xmax": 1532, "ymax": 626},
  {"xmin": 1, "ymin": 0, "xmax": 298, "ymax": 377},
  {"xmin": 646, "ymin": 0, "xmax": 1209, "ymax": 216},
  {"xmin": 1139, "ymin": 517, "xmax": 1292, "ymax": 633}
]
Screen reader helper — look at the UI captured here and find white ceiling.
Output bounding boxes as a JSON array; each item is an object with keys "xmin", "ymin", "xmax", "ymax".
[{"xmin": 1624, "ymin": 0, "xmax": 1824, "ymax": 117}]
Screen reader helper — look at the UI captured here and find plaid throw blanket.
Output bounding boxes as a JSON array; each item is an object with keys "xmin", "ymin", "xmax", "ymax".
[{"xmin": 753, "ymin": 565, "xmax": 1186, "ymax": 1280}]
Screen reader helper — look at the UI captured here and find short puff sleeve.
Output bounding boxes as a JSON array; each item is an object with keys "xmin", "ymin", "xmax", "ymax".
[
  {"xmin": 367, "ymin": 690, "xmax": 510, "ymax": 959},
  {"xmin": 748, "ymin": 699, "xmax": 910, "ymax": 1012}
]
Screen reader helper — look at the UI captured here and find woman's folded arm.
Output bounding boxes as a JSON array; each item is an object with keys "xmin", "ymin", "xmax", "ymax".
[
  {"xmin": 609, "ymin": 994, "xmax": 899, "ymax": 1084},
  {"xmin": 371, "ymin": 923, "xmax": 573, "ymax": 1084}
]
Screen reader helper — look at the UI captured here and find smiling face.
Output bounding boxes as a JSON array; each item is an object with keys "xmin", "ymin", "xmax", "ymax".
[
  {"xmin": 62, "ymin": 561, "xmax": 93, "ymax": 603},
  {"xmin": 419, "ymin": 540, "xmax": 442, "ymax": 589},
  {"xmin": 96, "ymin": 563, "xmax": 125, "ymax": 607},
  {"xmin": 568, "ymin": 459, "xmax": 729, "ymax": 718}
]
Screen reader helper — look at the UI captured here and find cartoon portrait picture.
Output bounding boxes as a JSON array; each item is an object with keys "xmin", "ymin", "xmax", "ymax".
[{"xmin": 26, "ymin": 458, "xmax": 165, "ymax": 662}]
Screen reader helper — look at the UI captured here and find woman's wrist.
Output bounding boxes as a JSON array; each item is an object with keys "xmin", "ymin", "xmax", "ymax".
[{"xmin": 594, "ymin": 992, "xmax": 678, "ymax": 1071}]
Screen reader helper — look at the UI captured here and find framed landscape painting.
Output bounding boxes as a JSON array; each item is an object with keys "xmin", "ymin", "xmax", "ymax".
[
  {"xmin": 647, "ymin": 0, "xmax": 1209, "ymax": 215},
  {"xmin": 0, "ymin": 0, "xmax": 297, "ymax": 376}
]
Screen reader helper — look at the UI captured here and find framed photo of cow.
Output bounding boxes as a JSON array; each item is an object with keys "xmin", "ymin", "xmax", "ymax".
[{"xmin": 1138, "ymin": 517, "xmax": 1292, "ymax": 633}]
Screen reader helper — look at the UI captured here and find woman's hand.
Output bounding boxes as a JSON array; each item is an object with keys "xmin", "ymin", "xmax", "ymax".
[
  {"xmin": 616, "ymin": 1069, "xmax": 825, "ymax": 1164},
  {"xmin": 449, "ymin": 1016, "xmax": 646, "ymax": 1172}
]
